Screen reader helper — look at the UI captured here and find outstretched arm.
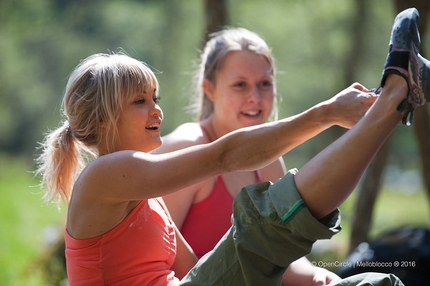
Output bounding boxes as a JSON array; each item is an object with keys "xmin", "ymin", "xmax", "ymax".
[{"xmin": 87, "ymin": 83, "xmax": 377, "ymax": 202}]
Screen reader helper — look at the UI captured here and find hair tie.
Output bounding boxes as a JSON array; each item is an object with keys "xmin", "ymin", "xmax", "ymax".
[{"xmin": 64, "ymin": 121, "xmax": 72, "ymax": 135}]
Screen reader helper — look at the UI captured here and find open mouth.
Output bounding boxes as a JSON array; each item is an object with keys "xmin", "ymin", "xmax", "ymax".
[
  {"xmin": 241, "ymin": 110, "xmax": 261, "ymax": 117},
  {"xmin": 146, "ymin": 123, "xmax": 160, "ymax": 130}
]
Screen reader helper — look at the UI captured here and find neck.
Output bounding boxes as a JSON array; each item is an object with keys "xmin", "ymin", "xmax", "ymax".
[{"xmin": 200, "ymin": 115, "xmax": 230, "ymax": 141}]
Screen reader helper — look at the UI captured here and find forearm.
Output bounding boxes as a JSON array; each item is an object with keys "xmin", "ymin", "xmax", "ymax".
[
  {"xmin": 220, "ymin": 103, "xmax": 333, "ymax": 173},
  {"xmin": 171, "ymin": 226, "xmax": 198, "ymax": 279},
  {"xmin": 220, "ymin": 83, "xmax": 376, "ymax": 174}
]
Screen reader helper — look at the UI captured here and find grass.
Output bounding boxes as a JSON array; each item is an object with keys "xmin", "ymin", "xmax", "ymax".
[
  {"xmin": 0, "ymin": 155, "xmax": 429, "ymax": 284},
  {"xmin": 0, "ymin": 155, "xmax": 66, "ymax": 285}
]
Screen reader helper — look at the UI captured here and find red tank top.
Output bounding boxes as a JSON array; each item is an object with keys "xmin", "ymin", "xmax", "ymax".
[
  {"xmin": 180, "ymin": 126, "xmax": 262, "ymax": 258},
  {"xmin": 65, "ymin": 199, "xmax": 179, "ymax": 285}
]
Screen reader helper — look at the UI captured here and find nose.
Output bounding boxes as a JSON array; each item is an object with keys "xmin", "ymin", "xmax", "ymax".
[
  {"xmin": 150, "ymin": 102, "xmax": 163, "ymax": 118},
  {"xmin": 247, "ymin": 85, "xmax": 262, "ymax": 102}
]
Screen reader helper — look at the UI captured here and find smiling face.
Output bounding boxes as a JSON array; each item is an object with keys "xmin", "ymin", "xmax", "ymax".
[
  {"xmin": 114, "ymin": 90, "xmax": 163, "ymax": 153},
  {"xmin": 204, "ymin": 50, "xmax": 275, "ymax": 136}
]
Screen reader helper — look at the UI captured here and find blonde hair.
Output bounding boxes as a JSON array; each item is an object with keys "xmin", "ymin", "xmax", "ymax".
[
  {"xmin": 193, "ymin": 27, "xmax": 278, "ymax": 121},
  {"xmin": 36, "ymin": 52, "xmax": 159, "ymax": 206}
]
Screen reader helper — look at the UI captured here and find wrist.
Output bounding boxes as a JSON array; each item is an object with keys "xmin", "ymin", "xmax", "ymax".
[{"xmin": 309, "ymin": 100, "xmax": 336, "ymax": 129}]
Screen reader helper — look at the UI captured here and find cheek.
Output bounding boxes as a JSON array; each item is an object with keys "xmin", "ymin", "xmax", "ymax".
[
  {"xmin": 223, "ymin": 91, "xmax": 246, "ymax": 106},
  {"xmin": 222, "ymin": 97, "xmax": 244, "ymax": 117},
  {"xmin": 261, "ymin": 94, "xmax": 275, "ymax": 120},
  {"xmin": 266, "ymin": 96, "xmax": 275, "ymax": 110},
  {"xmin": 263, "ymin": 92, "xmax": 275, "ymax": 106},
  {"xmin": 213, "ymin": 91, "xmax": 240, "ymax": 112}
]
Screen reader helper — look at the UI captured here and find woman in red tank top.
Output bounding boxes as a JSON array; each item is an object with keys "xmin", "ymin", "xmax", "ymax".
[{"xmin": 155, "ymin": 28, "xmax": 336, "ymax": 284}]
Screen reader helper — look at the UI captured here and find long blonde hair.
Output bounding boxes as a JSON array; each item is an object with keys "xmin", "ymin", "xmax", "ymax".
[
  {"xmin": 193, "ymin": 27, "xmax": 278, "ymax": 121},
  {"xmin": 35, "ymin": 52, "xmax": 159, "ymax": 206}
]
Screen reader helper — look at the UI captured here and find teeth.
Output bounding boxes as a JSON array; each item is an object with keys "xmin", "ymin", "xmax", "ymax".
[
  {"xmin": 146, "ymin": 123, "xmax": 160, "ymax": 129},
  {"xmin": 243, "ymin": 111, "xmax": 259, "ymax": 116}
]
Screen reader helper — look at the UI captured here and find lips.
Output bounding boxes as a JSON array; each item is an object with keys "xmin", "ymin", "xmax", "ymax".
[
  {"xmin": 146, "ymin": 122, "xmax": 160, "ymax": 130},
  {"xmin": 241, "ymin": 110, "xmax": 261, "ymax": 117}
]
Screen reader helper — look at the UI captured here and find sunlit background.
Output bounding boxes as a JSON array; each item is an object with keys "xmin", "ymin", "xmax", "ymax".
[{"xmin": 1, "ymin": 0, "xmax": 429, "ymax": 285}]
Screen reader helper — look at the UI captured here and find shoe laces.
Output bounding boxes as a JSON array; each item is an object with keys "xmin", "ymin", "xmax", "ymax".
[{"xmin": 370, "ymin": 85, "xmax": 413, "ymax": 126}]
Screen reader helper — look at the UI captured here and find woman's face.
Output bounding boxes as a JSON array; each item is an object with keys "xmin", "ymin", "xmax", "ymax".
[
  {"xmin": 114, "ymin": 89, "xmax": 163, "ymax": 153},
  {"xmin": 205, "ymin": 50, "xmax": 275, "ymax": 134}
]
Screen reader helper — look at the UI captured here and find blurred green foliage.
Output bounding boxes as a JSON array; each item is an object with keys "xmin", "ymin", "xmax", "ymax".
[
  {"xmin": 1, "ymin": 1, "xmax": 430, "ymax": 284},
  {"xmin": 1, "ymin": 0, "xmax": 428, "ymax": 172}
]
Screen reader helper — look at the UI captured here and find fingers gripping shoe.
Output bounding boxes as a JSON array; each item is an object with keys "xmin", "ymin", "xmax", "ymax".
[{"xmin": 379, "ymin": 8, "xmax": 426, "ymax": 125}]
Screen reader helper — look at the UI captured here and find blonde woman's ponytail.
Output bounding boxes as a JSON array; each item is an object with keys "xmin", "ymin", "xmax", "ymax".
[{"xmin": 36, "ymin": 121, "xmax": 95, "ymax": 206}]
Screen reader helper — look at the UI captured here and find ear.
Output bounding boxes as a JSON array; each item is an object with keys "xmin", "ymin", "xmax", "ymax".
[{"xmin": 203, "ymin": 79, "xmax": 216, "ymax": 102}]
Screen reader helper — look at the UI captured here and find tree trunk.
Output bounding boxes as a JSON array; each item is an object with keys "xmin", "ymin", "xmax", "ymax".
[{"xmin": 204, "ymin": 0, "xmax": 228, "ymax": 41}]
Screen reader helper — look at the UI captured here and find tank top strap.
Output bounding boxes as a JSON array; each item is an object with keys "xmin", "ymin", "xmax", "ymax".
[
  {"xmin": 201, "ymin": 124, "xmax": 262, "ymax": 182},
  {"xmin": 255, "ymin": 169, "xmax": 263, "ymax": 182}
]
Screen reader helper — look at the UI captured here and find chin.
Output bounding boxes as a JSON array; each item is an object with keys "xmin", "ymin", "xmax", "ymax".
[
  {"xmin": 241, "ymin": 119, "xmax": 263, "ymax": 127},
  {"xmin": 151, "ymin": 140, "xmax": 163, "ymax": 150},
  {"xmin": 141, "ymin": 140, "xmax": 162, "ymax": 153}
]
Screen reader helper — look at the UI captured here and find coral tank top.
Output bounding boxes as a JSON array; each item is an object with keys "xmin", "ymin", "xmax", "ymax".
[{"xmin": 65, "ymin": 199, "xmax": 179, "ymax": 285}]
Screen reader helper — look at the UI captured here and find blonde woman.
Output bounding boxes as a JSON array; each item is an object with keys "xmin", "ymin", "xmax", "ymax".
[{"xmin": 36, "ymin": 8, "xmax": 426, "ymax": 285}]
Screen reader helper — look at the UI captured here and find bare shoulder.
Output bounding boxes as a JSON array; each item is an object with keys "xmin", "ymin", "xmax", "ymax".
[
  {"xmin": 154, "ymin": 122, "xmax": 207, "ymax": 153},
  {"xmin": 74, "ymin": 151, "xmax": 146, "ymax": 194}
]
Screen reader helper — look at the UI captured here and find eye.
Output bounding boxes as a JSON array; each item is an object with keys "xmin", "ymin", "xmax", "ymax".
[
  {"xmin": 153, "ymin": 96, "xmax": 161, "ymax": 104},
  {"xmin": 134, "ymin": 98, "xmax": 145, "ymax": 104},
  {"xmin": 259, "ymin": 80, "xmax": 273, "ymax": 91},
  {"xmin": 233, "ymin": 81, "xmax": 246, "ymax": 88},
  {"xmin": 261, "ymin": 80, "xmax": 273, "ymax": 88}
]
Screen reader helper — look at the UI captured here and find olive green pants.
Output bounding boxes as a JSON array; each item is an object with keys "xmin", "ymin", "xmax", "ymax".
[{"xmin": 180, "ymin": 169, "xmax": 404, "ymax": 286}]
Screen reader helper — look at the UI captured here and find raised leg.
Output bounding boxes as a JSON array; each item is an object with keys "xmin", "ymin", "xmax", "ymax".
[{"xmin": 295, "ymin": 74, "xmax": 407, "ymax": 219}]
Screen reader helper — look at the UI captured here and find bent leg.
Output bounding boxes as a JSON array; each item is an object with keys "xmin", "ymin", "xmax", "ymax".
[
  {"xmin": 180, "ymin": 170, "xmax": 340, "ymax": 285},
  {"xmin": 180, "ymin": 172, "xmax": 404, "ymax": 285}
]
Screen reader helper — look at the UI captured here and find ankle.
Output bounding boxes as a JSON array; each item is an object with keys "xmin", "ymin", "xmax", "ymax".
[{"xmin": 383, "ymin": 74, "xmax": 408, "ymax": 97}]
